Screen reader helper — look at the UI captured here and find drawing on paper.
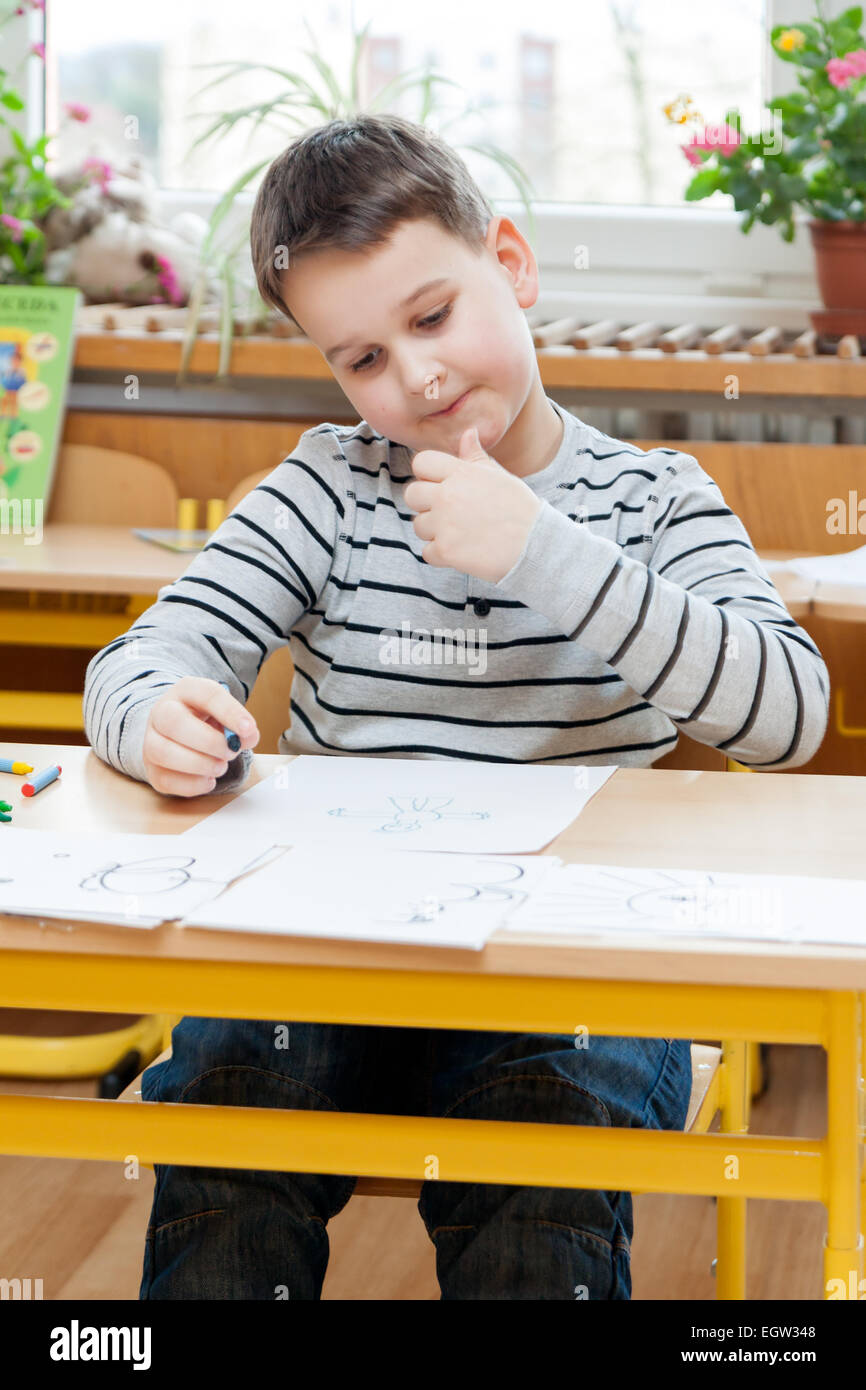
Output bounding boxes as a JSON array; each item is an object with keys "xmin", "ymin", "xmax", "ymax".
[
  {"xmin": 523, "ymin": 867, "xmax": 789, "ymax": 935},
  {"xmin": 327, "ymin": 794, "xmax": 491, "ymax": 835},
  {"xmin": 79, "ymin": 855, "xmax": 225, "ymax": 897},
  {"xmin": 532, "ymin": 868, "xmax": 720, "ymax": 922},
  {"xmin": 377, "ymin": 859, "xmax": 529, "ymax": 924}
]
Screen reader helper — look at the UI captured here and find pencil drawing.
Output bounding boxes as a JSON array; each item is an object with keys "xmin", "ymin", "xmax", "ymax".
[{"xmin": 327, "ymin": 794, "xmax": 491, "ymax": 834}]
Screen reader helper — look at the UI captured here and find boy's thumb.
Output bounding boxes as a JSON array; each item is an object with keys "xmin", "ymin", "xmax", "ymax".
[{"xmin": 457, "ymin": 425, "xmax": 490, "ymax": 463}]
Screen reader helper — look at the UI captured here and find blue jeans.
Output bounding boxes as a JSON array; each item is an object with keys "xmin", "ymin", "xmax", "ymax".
[{"xmin": 139, "ymin": 1018, "xmax": 692, "ymax": 1300}]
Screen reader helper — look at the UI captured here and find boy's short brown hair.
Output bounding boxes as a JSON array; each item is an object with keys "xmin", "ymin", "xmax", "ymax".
[{"xmin": 250, "ymin": 113, "xmax": 494, "ymax": 325}]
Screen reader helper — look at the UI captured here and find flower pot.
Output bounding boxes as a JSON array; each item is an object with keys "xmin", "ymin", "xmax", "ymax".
[{"xmin": 808, "ymin": 219, "xmax": 866, "ymax": 337}]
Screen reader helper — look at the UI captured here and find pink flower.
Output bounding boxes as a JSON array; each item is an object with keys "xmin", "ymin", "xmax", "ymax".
[
  {"xmin": 683, "ymin": 121, "xmax": 742, "ymax": 166},
  {"xmin": 0, "ymin": 214, "xmax": 24, "ymax": 242},
  {"xmin": 827, "ymin": 57, "xmax": 856, "ymax": 87},
  {"xmin": 827, "ymin": 51, "xmax": 866, "ymax": 88},
  {"xmin": 30, "ymin": 41, "xmax": 45, "ymax": 60},
  {"xmin": 64, "ymin": 102, "xmax": 91, "ymax": 123},
  {"xmin": 82, "ymin": 156, "xmax": 113, "ymax": 192},
  {"xmin": 154, "ymin": 254, "xmax": 184, "ymax": 305}
]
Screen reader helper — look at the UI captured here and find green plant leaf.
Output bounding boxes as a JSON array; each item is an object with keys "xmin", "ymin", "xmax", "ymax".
[
  {"xmin": 217, "ymin": 257, "xmax": 234, "ymax": 380},
  {"xmin": 348, "ymin": 20, "xmax": 373, "ymax": 112},
  {"xmin": 368, "ymin": 67, "xmax": 462, "ymax": 116},
  {"xmin": 200, "ymin": 157, "xmax": 272, "ymax": 261},
  {"xmin": 177, "ymin": 265, "xmax": 209, "ymax": 386},
  {"xmin": 730, "ymin": 174, "xmax": 761, "ymax": 210},
  {"xmin": 301, "ymin": 16, "xmax": 346, "ymax": 116},
  {"xmin": 684, "ymin": 167, "xmax": 721, "ymax": 200}
]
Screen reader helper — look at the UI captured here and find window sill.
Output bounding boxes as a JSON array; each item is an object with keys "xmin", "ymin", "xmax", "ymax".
[{"xmin": 71, "ymin": 326, "xmax": 865, "ymax": 400}]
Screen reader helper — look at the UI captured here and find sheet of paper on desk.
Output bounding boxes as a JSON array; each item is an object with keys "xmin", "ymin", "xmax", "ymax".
[
  {"xmin": 185, "ymin": 755, "xmax": 618, "ymax": 854},
  {"xmin": 769, "ymin": 544, "xmax": 866, "ymax": 588},
  {"xmin": 179, "ymin": 847, "xmax": 562, "ymax": 949},
  {"xmin": 499, "ymin": 862, "xmax": 866, "ymax": 946},
  {"xmin": 0, "ymin": 829, "xmax": 277, "ymax": 927}
]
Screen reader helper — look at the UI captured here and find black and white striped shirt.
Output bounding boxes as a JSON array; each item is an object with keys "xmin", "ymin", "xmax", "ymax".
[{"xmin": 84, "ymin": 398, "xmax": 830, "ymax": 789}]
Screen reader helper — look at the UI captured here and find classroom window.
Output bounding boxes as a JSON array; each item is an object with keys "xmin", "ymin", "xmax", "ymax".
[{"xmin": 44, "ymin": 0, "xmax": 770, "ymax": 206}]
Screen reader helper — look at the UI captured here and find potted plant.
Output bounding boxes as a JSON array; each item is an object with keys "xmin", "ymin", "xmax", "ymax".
[
  {"xmin": 0, "ymin": 3, "xmax": 78, "ymax": 284},
  {"xmin": 667, "ymin": 1, "xmax": 866, "ymax": 337}
]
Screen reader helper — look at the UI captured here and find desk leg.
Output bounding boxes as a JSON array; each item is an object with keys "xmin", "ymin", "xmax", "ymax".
[
  {"xmin": 824, "ymin": 992, "xmax": 863, "ymax": 1300},
  {"xmin": 717, "ymin": 1039, "xmax": 748, "ymax": 1300}
]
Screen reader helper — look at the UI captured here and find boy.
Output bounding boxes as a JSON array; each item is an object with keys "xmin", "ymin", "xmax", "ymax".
[{"xmin": 84, "ymin": 114, "xmax": 829, "ymax": 1300}]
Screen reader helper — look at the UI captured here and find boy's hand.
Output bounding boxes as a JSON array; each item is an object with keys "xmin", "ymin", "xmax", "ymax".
[
  {"xmin": 404, "ymin": 426, "xmax": 542, "ymax": 583},
  {"xmin": 142, "ymin": 676, "xmax": 260, "ymax": 797}
]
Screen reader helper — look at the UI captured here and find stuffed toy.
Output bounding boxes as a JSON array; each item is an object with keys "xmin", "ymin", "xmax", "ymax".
[{"xmin": 39, "ymin": 153, "xmax": 219, "ymax": 307}]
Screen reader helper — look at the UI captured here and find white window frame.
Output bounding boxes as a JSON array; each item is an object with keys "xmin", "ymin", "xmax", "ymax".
[{"xmin": 12, "ymin": 0, "xmax": 851, "ymax": 325}]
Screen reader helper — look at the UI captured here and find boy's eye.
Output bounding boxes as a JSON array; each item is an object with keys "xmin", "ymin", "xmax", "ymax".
[{"xmin": 348, "ymin": 302, "xmax": 453, "ymax": 374}]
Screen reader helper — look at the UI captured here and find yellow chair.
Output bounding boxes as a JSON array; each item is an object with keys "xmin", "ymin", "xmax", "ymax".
[{"xmin": 0, "ymin": 1013, "xmax": 181, "ymax": 1097}]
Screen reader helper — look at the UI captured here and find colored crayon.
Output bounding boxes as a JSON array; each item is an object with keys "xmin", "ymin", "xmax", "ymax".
[
  {"xmin": 216, "ymin": 681, "xmax": 241, "ymax": 752},
  {"xmin": 0, "ymin": 758, "xmax": 33, "ymax": 774},
  {"xmin": 21, "ymin": 763, "xmax": 62, "ymax": 797}
]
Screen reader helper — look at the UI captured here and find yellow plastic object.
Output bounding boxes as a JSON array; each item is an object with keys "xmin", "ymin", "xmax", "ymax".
[
  {"xmin": 835, "ymin": 689, "xmax": 866, "ymax": 739},
  {"xmin": 0, "ymin": 592, "xmax": 156, "ymax": 730},
  {"xmin": 0, "ymin": 1013, "xmax": 168, "ymax": 1080},
  {"xmin": 176, "ymin": 498, "xmax": 198, "ymax": 531},
  {"xmin": 206, "ymin": 498, "xmax": 226, "ymax": 532}
]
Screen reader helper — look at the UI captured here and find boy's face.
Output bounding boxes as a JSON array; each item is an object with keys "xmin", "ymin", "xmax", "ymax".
[{"xmin": 278, "ymin": 215, "xmax": 543, "ymax": 460}]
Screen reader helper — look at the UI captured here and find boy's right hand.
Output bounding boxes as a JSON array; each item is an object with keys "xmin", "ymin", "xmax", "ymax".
[{"xmin": 142, "ymin": 676, "xmax": 260, "ymax": 797}]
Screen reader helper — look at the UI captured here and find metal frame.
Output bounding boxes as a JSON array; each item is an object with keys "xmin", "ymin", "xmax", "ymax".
[{"xmin": 0, "ymin": 949, "xmax": 862, "ymax": 1301}]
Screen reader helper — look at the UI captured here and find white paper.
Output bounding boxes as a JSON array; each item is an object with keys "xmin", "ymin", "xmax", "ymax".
[
  {"xmin": 0, "ymin": 829, "xmax": 278, "ymax": 927},
  {"xmin": 186, "ymin": 755, "xmax": 618, "ymax": 854},
  {"xmin": 180, "ymin": 847, "xmax": 562, "ymax": 949},
  {"xmin": 500, "ymin": 862, "xmax": 866, "ymax": 946},
  {"xmin": 768, "ymin": 544, "xmax": 866, "ymax": 588}
]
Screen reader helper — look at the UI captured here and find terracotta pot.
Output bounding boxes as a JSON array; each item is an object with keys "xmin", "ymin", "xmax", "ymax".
[{"xmin": 808, "ymin": 219, "xmax": 866, "ymax": 335}]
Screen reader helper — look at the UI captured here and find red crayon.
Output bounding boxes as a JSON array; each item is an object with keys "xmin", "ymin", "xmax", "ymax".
[{"xmin": 21, "ymin": 763, "xmax": 62, "ymax": 797}]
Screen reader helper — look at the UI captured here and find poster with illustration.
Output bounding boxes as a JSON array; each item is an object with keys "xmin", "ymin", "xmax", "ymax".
[{"xmin": 0, "ymin": 285, "xmax": 81, "ymax": 513}]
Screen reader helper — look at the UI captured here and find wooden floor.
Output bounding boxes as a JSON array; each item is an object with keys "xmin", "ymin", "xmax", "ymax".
[{"xmin": 0, "ymin": 1022, "xmax": 828, "ymax": 1300}]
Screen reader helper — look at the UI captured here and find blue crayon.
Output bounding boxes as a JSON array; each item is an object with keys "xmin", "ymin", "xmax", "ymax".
[
  {"xmin": 0, "ymin": 757, "xmax": 33, "ymax": 774},
  {"xmin": 22, "ymin": 763, "xmax": 62, "ymax": 797},
  {"xmin": 216, "ymin": 681, "xmax": 241, "ymax": 752}
]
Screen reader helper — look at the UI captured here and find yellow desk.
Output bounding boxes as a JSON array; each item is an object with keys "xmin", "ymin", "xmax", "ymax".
[
  {"xmin": 762, "ymin": 551, "xmax": 866, "ymax": 747},
  {"xmin": 0, "ymin": 534, "xmax": 815, "ymax": 733},
  {"xmin": 0, "ymin": 742, "xmax": 864, "ymax": 1300},
  {"xmin": 0, "ymin": 527, "xmax": 189, "ymax": 731},
  {"xmin": 761, "ymin": 549, "xmax": 866, "ymax": 626}
]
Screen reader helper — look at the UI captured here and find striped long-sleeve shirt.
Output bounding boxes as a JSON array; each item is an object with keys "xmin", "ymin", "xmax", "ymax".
[{"xmin": 83, "ymin": 397, "xmax": 830, "ymax": 792}]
